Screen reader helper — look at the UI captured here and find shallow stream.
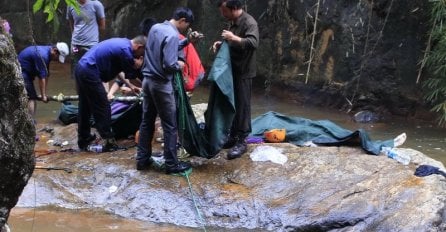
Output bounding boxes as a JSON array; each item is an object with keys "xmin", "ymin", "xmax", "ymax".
[{"xmin": 10, "ymin": 62, "xmax": 445, "ymax": 231}]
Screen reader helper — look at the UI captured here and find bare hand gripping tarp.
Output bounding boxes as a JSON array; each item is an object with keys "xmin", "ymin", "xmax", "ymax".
[{"xmin": 176, "ymin": 41, "xmax": 235, "ymax": 158}]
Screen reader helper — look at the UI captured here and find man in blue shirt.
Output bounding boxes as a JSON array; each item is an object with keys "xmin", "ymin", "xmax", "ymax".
[
  {"xmin": 18, "ymin": 42, "xmax": 69, "ymax": 120},
  {"xmin": 136, "ymin": 7, "xmax": 195, "ymax": 174},
  {"xmin": 75, "ymin": 36, "xmax": 146, "ymax": 152}
]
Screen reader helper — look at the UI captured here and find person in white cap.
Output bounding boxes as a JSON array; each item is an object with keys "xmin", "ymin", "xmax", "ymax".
[{"xmin": 18, "ymin": 42, "xmax": 69, "ymax": 121}]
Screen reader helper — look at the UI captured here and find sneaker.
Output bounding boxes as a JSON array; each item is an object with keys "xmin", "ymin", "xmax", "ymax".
[{"xmin": 165, "ymin": 161, "xmax": 191, "ymax": 174}]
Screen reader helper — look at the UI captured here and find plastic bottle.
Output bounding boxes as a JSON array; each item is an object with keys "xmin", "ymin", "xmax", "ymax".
[
  {"xmin": 87, "ymin": 144, "xmax": 103, "ymax": 153},
  {"xmin": 381, "ymin": 147, "xmax": 410, "ymax": 165}
]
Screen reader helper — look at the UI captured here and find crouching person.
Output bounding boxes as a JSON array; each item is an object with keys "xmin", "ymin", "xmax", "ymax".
[{"xmin": 75, "ymin": 36, "xmax": 146, "ymax": 151}]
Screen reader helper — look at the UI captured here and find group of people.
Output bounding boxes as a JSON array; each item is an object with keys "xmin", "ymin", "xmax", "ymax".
[{"xmin": 18, "ymin": 0, "xmax": 259, "ymax": 174}]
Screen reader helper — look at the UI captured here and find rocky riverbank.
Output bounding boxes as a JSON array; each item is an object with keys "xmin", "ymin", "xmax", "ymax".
[{"xmin": 14, "ymin": 120, "xmax": 446, "ymax": 231}]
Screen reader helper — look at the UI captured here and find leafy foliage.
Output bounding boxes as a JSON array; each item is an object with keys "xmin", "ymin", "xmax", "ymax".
[
  {"xmin": 32, "ymin": 0, "xmax": 79, "ymax": 33},
  {"xmin": 424, "ymin": 1, "xmax": 446, "ymax": 127}
]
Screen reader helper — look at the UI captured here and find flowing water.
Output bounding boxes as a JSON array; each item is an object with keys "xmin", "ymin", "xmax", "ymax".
[{"xmin": 10, "ymin": 62, "xmax": 445, "ymax": 231}]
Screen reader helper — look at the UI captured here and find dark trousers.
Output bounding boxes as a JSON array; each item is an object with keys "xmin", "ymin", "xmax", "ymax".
[
  {"xmin": 231, "ymin": 77, "xmax": 252, "ymax": 140},
  {"xmin": 137, "ymin": 77, "xmax": 178, "ymax": 165},
  {"xmin": 71, "ymin": 45, "xmax": 91, "ymax": 79},
  {"xmin": 75, "ymin": 65, "xmax": 113, "ymax": 147}
]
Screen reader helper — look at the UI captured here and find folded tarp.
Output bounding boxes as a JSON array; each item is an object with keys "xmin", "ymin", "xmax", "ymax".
[
  {"xmin": 250, "ymin": 111, "xmax": 394, "ymax": 155},
  {"xmin": 176, "ymin": 41, "xmax": 235, "ymax": 158}
]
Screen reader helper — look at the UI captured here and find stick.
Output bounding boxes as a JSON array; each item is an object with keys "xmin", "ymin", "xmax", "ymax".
[
  {"xmin": 39, "ymin": 94, "xmax": 143, "ymax": 102},
  {"xmin": 305, "ymin": 0, "xmax": 321, "ymax": 84},
  {"xmin": 35, "ymin": 166, "xmax": 73, "ymax": 173}
]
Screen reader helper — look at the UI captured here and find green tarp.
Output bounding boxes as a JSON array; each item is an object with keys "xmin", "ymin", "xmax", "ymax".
[
  {"xmin": 176, "ymin": 42, "xmax": 393, "ymax": 157},
  {"xmin": 176, "ymin": 41, "xmax": 235, "ymax": 158},
  {"xmin": 250, "ymin": 111, "xmax": 394, "ymax": 155}
]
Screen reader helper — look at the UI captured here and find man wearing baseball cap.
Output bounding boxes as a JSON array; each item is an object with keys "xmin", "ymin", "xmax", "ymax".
[
  {"xmin": 18, "ymin": 42, "xmax": 69, "ymax": 121},
  {"xmin": 56, "ymin": 42, "xmax": 69, "ymax": 63}
]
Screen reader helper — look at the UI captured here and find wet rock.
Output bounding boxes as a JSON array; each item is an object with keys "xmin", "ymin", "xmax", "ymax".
[
  {"xmin": 15, "ymin": 123, "xmax": 446, "ymax": 231},
  {"xmin": 353, "ymin": 110, "xmax": 381, "ymax": 123},
  {"xmin": 0, "ymin": 33, "xmax": 35, "ymax": 230}
]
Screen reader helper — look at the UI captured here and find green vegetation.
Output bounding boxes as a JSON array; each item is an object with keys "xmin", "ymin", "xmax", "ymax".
[
  {"xmin": 424, "ymin": 1, "xmax": 446, "ymax": 127},
  {"xmin": 32, "ymin": 0, "xmax": 79, "ymax": 32}
]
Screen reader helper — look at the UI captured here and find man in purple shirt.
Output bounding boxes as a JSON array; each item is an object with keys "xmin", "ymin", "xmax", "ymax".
[
  {"xmin": 18, "ymin": 42, "xmax": 69, "ymax": 120},
  {"xmin": 136, "ymin": 7, "xmax": 195, "ymax": 174},
  {"xmin": 75, "ymin": 36, "xmax": 146, "ymax": 152}
]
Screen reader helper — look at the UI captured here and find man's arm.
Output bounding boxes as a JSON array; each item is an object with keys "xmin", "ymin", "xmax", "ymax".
[
  {"xmin": 116, "ymin": 71, "xmax": 141, "ymax": 94},
  {"xmin": 98, "ymin": 17, "xmax": 106, "ymax": 38},
  {"xmin": 38, "ymin": 77, "xmax": 48, "ymax": 103},
  {"xmin": 68, "ymin": 18, "xmax": 74, "ymax": 33},
  {"xmin": 107, "ymin": 82, "xmax": 120, "ymax": 100},
  {"xmin": 95, "ymin": 1, "xmax": 106, "ymax": 39}
]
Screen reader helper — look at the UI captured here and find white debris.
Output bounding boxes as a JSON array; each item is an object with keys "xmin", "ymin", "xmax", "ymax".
[{"xmin": 250, "ymin": 145, "xmax": 287, "ymax": 165}]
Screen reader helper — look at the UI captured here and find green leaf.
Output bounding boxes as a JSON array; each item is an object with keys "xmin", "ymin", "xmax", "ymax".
[
  {"xmin": 33, "ymin": 0, "xmax": 45, "ymax": 13},
  {"xmin": 43, "ymin": 4, "xmax": 54, "ymax": 23}
]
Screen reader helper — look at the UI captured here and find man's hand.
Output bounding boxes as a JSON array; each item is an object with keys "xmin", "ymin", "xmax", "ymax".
[
  {"xmin": 187, "ymin": 29, "xmax": 204, "ymax": 43},
  {"xmin": 38, "ymin": 94, "xmax": 49, "ymax": 103},
  {"xmin": 221, "ymin": 30, "xmax": 234, "ymax": 40},
  {"xmin": 212, "ymin": 41, "xmax": 222, "ymax": 53},
  {"xmin": 107, "ymin": 93, "xmax": 114, "ymax": 101},
  {"xmin": 178, "ymin": 60, "xmax": 185, "ymax": 69},
  {"xmin": 123, "ymin": 85, "xmax": 141, "ymax": 95},
  {"xmin": 221, "ymin": 30, "xmax": 241, "ymax": 43}
]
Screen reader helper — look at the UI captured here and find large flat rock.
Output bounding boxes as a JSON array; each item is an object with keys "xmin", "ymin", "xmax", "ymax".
[{"xmin": 16, "ymin": 123, "xmax": 446, "ymax": 231}]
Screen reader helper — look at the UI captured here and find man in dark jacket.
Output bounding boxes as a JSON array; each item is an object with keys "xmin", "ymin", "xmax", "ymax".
[
  {"xmin": 213, "ymin": 0, "xmax": 259, "ymax": 159},
  {"xmin": 136, "ymin": 7, "xmax": 196, "ymax": 174}
]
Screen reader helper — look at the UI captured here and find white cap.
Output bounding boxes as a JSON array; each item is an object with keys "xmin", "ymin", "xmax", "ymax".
[{"xmin": 56, "ymin": 42, "xmax": 69, "ymax": 63}]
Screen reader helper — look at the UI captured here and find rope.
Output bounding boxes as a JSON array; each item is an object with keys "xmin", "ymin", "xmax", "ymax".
[{"xmin": 179, "ymin": 169, "xmax": 207, "ymax": 232}]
